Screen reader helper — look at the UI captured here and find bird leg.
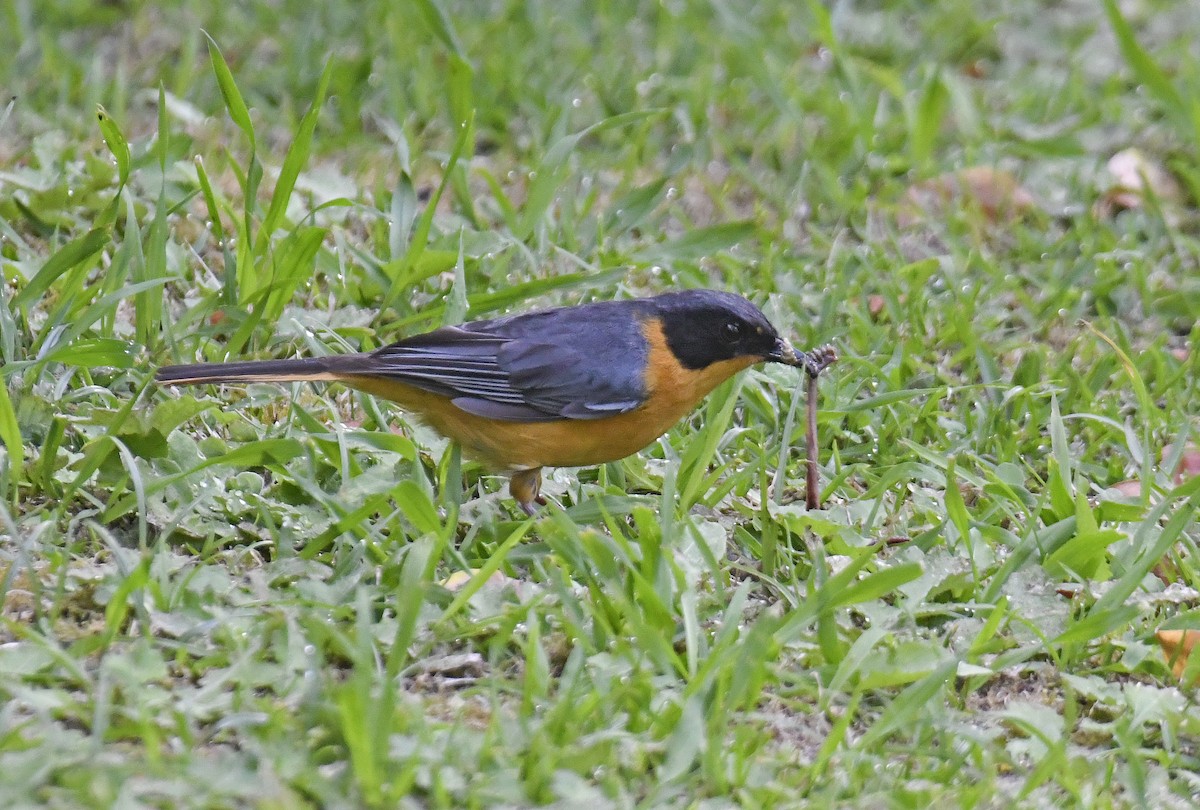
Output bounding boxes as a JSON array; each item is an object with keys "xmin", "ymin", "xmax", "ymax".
[{"xmin": 509, "ymin": 467, "xmax": 546, "ymax": 516}]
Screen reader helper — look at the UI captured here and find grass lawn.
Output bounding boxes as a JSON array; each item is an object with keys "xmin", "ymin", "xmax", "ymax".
[{"xmin": 3, "ymin": 0, "xmax": 1200, "ymax": 806}]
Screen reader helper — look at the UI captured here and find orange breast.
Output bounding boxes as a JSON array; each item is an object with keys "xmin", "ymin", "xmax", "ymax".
[{"xmin": 342, "ymin": 319, "xmax": 757, "ymax": 470}]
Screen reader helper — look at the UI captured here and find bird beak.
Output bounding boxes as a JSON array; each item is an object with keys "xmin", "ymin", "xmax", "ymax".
[{"xmin": 765, "ymin": 337, "xmax": 801, "ymax": 366}]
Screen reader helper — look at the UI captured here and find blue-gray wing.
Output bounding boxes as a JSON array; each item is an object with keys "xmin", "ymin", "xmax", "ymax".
[{"xmin": 359, "ymin": 304, "xmax": 650, "ymax": 422}]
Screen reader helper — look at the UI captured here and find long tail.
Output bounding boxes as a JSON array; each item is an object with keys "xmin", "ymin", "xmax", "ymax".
[{"xmin": 156, "ymin": 355, "xmax": 374, "ymax": 386}]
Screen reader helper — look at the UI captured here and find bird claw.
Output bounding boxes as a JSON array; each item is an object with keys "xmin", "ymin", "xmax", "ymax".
[{"xmin": 517, "ymin": 495, "xmax": 548, "ymax": 516}]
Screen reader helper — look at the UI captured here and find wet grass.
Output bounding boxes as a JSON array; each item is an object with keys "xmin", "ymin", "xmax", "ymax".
[{"xmin": 2, "ymin": 0, "xmax": 1200, "ymax": 806}]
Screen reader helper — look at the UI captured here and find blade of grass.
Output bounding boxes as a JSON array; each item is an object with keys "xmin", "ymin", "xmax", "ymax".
[
  {"xmin": 0, "ymin": 375, "xmax": 22, "ymax": 504},
  {"xmin": 193, "ymin": 155, "xmax": 238, "ymax": 305},
  {"xmin": 855, "ymin": 659, "xmax": 957, "ymax": 749},
  {"xmin": 378, "ymin": 110, "xmax": 475, "ymax": 316},
  {"xmin": 205, "ymin": 32, "xmax": 263, "ymax": 295},
  {"xmin": 438, "ymin": 518, "xmax": 536, "ymax": 625},
  {"xmin": 256, "ymin": 58, "xmax": 334, "ymax": 255},
  {"xmin": 96, "ymin": 105, "xmax": 130, "ymax": 188},
  {"xmin": 11, "ymin": 229, "xmax": 109, "ymax": 312},
  {"xmin": 204, "ymin": 32, "xmax": 256, "ymax": 149},
  {"xmin": 1102, "ymin": 0, "xmax": 1195, "ymax": 144},
  {"xmin": 517, "ymin": 110, "xmax": 660, "ymax": 240}
]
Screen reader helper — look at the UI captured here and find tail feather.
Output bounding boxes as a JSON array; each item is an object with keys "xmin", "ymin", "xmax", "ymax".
[{"xmin": 156, "ymin": 355, "xmax": 370, "ymax": 386}]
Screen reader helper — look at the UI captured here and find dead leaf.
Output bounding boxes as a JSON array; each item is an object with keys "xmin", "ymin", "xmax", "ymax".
[
  {"xmin": 1094, "ymin": 148, "xmax": 1183, "ymax": 219},
  {"xmin": 1152, "ymin": 560, "xmax": 1177, "ymax": 586},
  {"xmin": 1110, "ymin": 479, "xmax": 1143, "ymax": 498},
  {"xmin": 1180, "ymin": 450, "xmax": 1200, "ymax": 482},
  {"xmin": 1109, "ymin": 447, "xmax": 1200, "ymax": 498},
  {"xmin": 440, "ymin": 570, "xmax": 517, "ymax": 592},
  {"xmin": 1163, "ymin": 444, "xmax": 1200, "ymax": 485},
  {"xmin": 441, "ymin": 570, "xmax": 476, "ymax": 591},
  {"xmin": 962, "ymin": 60, "xmax": 988, "ymax": 79},
  {"xmin": 1156, "ymin": 629, "xmax": 1200, "ymax": 681},
  {"xmin": 898, "ymin": 166, "xmax": 1037, "ymax": 228}
]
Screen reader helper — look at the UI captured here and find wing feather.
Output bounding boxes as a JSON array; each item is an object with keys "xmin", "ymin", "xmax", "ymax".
[{"xmin": 354, "ymin": 304, "xmax": 651, "ymax": 422}]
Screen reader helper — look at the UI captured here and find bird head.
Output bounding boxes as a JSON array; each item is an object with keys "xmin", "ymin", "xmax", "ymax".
[{"xmin": 651, "ymin": 290, "xmax": 802, "ymax": 370}]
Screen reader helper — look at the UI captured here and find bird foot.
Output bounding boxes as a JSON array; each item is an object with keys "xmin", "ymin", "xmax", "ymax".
[{"xmin": 510, "ymin": 467, "xmax": 545, "ymax": 516}]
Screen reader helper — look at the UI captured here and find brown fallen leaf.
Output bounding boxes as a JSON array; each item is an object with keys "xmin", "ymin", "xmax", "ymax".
[
  {"xmin": 1156, "ymin": 629, "xmax": 1200, "ymax": 681},
  {"xmin": 1094, "ymin": 148, "xmax": 1184, "ymax": 219},
  {"xmin": 1152, "ymin": 559, "xmax": 1179, "ymax": 586},
  {"xmin": 1180, "ymin": 450, "xmax": 1200, "ymax": 482},
  {"xmin": 440, "ymin": 570, "xmax": 518, "ymax": 592},
  {"xmin": 1162, "ymin": 443, "xmax": 1200, "ymax": 485},
  {"xmin": 1109, "ymin": 479, "xmax": 1143, "ymax": 498},
  {"xmin": 1109, "ymin": 446, "xmax": 1200, "ymax": 498},
  {"xmin": 962, "ymin": 60, "xmax": 988, "ymax": 79},
  {"xmin": 898, "ymin": 166, "xmax": 1038, "ymax": 228}
]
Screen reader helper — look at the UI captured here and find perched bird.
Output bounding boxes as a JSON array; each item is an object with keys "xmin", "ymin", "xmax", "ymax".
[{"xmin": 157, "ymin": 289, "xmax": 832, "ymax": 514}]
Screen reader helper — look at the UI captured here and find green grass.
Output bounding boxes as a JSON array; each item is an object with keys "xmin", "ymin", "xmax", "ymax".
[{"xmin": 3, "ymin": 0, "xmax": 1200, "ymax": 806}]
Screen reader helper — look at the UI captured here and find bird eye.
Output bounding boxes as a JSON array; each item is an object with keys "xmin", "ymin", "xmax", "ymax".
[{"xmin": 723, "ymin": 321, "xmax": 742, "ymax": 341}]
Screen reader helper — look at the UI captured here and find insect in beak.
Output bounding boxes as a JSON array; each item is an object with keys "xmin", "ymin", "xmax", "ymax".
[{"xmin": 766, "ymin": 338, "xmax": 801, "ymax": 366}]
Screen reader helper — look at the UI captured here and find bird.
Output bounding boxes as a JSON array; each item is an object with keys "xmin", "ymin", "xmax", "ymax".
[{"xmin": 156, "ymin": 289, "xmax": 833, "ymax": 514}]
